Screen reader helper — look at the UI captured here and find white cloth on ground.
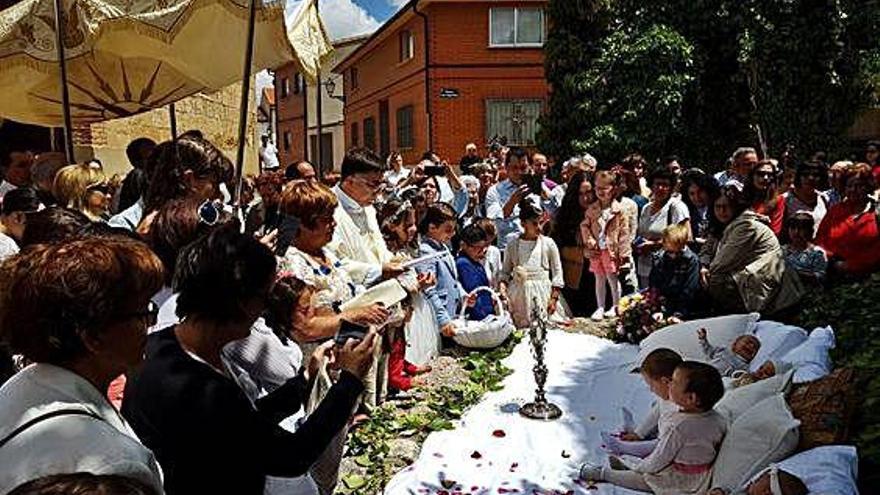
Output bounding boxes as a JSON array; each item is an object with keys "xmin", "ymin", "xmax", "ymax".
[{"xmin": 384, "ymin": 332, "xmax": 656, "ymax": 495}]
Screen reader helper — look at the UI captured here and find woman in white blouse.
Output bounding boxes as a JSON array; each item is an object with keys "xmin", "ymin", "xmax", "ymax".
[{"xmin": 0, "ymin": 236, "xmax": 165, "ymax": 494}]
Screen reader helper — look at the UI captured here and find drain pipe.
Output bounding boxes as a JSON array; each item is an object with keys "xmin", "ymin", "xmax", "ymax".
[{"xmin": 412, "ymin": 0, "xmax": 432, "ymax": 151}]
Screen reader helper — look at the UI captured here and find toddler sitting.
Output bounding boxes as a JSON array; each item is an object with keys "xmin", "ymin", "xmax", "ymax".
[
  {"xmin": 697, "ymin": 328, "xmax": 760, "ymax": 377},
  {"xmin": 582, "ymin": 361, "xmax": 727, "ymax": 494},
  {"xmin": 601, "ymin": 348, "xmax": 682, "ymax": 458}
]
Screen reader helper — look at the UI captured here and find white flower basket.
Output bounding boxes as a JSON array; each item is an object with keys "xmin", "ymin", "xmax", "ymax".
[{"xmin": 452, "ymin": 287, "xmax": 515, "ymax": 349}]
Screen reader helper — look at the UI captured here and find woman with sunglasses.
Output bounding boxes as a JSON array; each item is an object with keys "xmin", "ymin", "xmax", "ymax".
[
  {"xmin": 744, "ymin": 160, "xmax": 785, "ymax": 236},
  {"xmin": 53, "ymin": 163, "xmax": 113, "ymax": 222},
  {"xmin": 782, "ymin": 161, "xmax": 830, "ymax": 237},
  {"xmin": 0, "ymin": 236, "xmax": 165, "ymax": 494}
]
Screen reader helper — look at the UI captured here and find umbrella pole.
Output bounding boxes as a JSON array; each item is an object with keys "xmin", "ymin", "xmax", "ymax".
[
  {"xmin": 169, "ymin": 104, "xmax": 178, "ymax": 139},
  {"xmin": 233, "ymin": 0, "xmax": 258, "ymax": 210},
  {"xmin": 53, "ymin": 0, "xmax": 75, "ymax": 163}
]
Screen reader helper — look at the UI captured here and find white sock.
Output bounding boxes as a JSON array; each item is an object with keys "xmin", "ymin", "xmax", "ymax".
[{"xmin": 595, "ymin": 274, "xmax": 608, "ymax": 310}]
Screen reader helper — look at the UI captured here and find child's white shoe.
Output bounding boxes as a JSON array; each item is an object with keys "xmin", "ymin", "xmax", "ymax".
[
  {"xmin": 578, "ymin": 462, "xmax": 604, "ymax": 482},
  {"xmin": 604, "ymin": 308, "xmax": 617, "ymax": 319},
  {"xmin": 590, "ymin": 308, "xmax": 605, "ymax": 321}
]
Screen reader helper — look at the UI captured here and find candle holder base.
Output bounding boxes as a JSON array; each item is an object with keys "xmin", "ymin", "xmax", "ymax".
[{"xmin": 519, "ymin": 400, "xmax": 563, "ymax": 420}]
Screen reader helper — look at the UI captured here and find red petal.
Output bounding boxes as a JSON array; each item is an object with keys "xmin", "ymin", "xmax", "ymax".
[
  {"xmin": 492, "ymin": 429, "xmax": 507, "ymax": 438},
  {"xmin": 470, "ymin": 451, "xmax": 482, "ymax": 459}
]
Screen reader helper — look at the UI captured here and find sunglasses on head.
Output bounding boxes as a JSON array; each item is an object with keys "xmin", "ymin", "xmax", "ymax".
[{"xmin": 87, "ymin": 183, "xmax": 111, "ymax": 195}]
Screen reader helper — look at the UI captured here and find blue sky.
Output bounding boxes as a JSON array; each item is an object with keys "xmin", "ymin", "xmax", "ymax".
[{"xmin": 284, "ymin": 0, "xmax": 404, "ymax": 40}]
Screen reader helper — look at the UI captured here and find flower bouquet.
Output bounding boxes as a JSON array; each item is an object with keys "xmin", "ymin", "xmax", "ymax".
[{"xmin": 611, "ymin": 289, "xmax": 677, "ymax": 345}]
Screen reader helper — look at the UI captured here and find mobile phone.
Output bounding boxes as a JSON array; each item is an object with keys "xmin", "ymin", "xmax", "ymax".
[
  {"xmin": 424, "ymin": 165, "xmax": 446, "ymax": 177},
  {"xmin": 335, "ymin": 320, "xmax": 369, "ymax": 346},
  {"xmin": 524, "ymin": 174, "xmax": 542, "ymax": 195}
]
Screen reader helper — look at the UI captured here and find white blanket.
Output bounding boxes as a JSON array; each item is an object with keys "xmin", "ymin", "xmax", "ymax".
[{"xmin": 385, "ymin": 331, "xmax": 655, "ymax": 495}]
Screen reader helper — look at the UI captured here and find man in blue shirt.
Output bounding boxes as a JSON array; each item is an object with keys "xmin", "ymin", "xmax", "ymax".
[{"xmin": 485, "ymin": 147, "xmax": 547, "ymax": 250}]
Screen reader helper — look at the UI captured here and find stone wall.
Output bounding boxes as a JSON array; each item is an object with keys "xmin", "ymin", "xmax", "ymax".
[{"xmin": 74, "ymin": 80, "xmax": 259, "ymax": 178}]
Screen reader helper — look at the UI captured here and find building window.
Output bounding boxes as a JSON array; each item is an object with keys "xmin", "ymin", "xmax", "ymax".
[
  {"xmin": 293, "ymin": 73, "xmax": 303, "ymax": 95},
  {"xmin": 351, "ymin": 122, "xmax": 360, "ymax": 147},
  {"xmin": 280, "ymin": 77, "xmax": 290, "ymax": 98},
  {"xmin": 363, "ymin": 117, "xmax": 376, "ymax": 151},
  {"xmin": 486, "ymin": 99, "xmax": 543, "ymax": 147},
  {"xmin": 489, "ymin": 8, "xmax": 544, "ymax": 47},
  {"xmin": 399, "ymin": 30, "xmax": 414, "ymax": 62},
  {"xmin": 350, "ymin": 68, "xmax": 359, "ymax": 90},
  {"xmin": 283, "ymin": 131, "xmax": 292, "ymax": 151},
  {"xmin": 396, "ymin": 105, "xmax": 414, "ymax": 149}
]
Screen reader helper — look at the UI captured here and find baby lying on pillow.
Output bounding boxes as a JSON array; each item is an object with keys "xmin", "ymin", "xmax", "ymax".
[{"xmin": 697, "ymin": 328, "xmax": 761, "ymax": 377}]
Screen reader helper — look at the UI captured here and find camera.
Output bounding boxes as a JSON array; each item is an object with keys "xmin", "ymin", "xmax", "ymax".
[{"xmin": 335, "ymin": 320, "xmax": 369, "ymax": 346}]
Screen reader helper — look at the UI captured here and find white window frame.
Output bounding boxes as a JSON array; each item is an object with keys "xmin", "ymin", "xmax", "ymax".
[
  {"xmin": 399, "ymin": 30, "xmax": 415, "ymax": 62},
  {"xmin": 489, "ymin": 7, "xmax": 545, "ymax": 48},
  {"xmin": 485, "ymin": 98, "xmax": 544, "ymax": 147}
]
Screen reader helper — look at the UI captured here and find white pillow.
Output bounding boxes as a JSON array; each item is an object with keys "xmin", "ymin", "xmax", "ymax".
[
  {"xmin": 638, "ymin": 313, "xmax": 760, "ymax": 365},
  {"xmin": 711, "ymin": 394, "xmax": 801, "ymax": 494},
  {"xmin": 746, "ymin": 445, "xmax": 859, "ymax": 495},
  {"xmin": 715, "ymin": 369, "xmax": 795, "ymax": 425},
  {"xmin": 780, "ymin": 326, "xmax": 835, "ymax": 384},
  {"xmin": 750, "ymin": 321, "xmax": 809, "ymax": 373}
]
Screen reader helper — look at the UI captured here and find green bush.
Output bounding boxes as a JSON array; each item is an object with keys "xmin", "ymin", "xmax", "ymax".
[{"xmin": 800, "ymin": 273, "xmax": 880, "ymax": 488}]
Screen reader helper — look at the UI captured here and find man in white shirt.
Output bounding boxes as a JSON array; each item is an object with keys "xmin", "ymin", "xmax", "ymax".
[
  {"xmin": 259, "ymin": 135, "xmax": 280, "ymax": 170},
  {"xmin": 0, "ymin": 149, "xmax": 34, "ymax": 201},
  {"xmin": 0, "ymin": 187, "xmax": 42, "ymax": 261},
  {"xmin": 327, "ymin": 148, "xmax": 404, "ymax": 286}
]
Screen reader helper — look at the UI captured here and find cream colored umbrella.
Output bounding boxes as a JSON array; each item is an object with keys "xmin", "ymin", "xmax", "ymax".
[{"xmin": 0, "ymin": 0, "xmax": 333, "ymax": 157}]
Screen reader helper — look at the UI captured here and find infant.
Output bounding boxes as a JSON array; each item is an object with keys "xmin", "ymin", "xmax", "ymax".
[{"xmin": 697, "ymin": 328, "xmax": 761, "ymax": 377}]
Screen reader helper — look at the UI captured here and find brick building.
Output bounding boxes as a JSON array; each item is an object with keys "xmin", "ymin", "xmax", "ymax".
[
  {"xmin": 333, "ymin": 0, "xmax": 550, "ymax": 165},
  {"xmin": 274, "ymin": 35, "xmax": 368, "ymax": 172}
]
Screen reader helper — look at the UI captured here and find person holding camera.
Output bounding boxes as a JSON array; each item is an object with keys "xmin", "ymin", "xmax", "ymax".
[
  {"xmin": 122, "ymin": 226, "xmax": 379, "ymax": 495},
  {"xmin": 485, "ymin": 147, "xmax": 549, "ymax": 250}
]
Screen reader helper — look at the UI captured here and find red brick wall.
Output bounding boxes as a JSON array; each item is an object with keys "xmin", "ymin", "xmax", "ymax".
[
  {"xmin": 275, "ymin": 63, "xmax": 307, "ymax": 168},
  {"xmin": 430, "ymin": 66, "xmax": 548, "ymax": 162},
  {"xmin": 340, "ymin": 1, "xmax": 549, "ymax": 166}
]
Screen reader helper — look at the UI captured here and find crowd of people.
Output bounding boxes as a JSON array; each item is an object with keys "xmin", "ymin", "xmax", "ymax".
[{"xmin": 0, "ymin": 133, "xmax": 878, "ymax": 495}]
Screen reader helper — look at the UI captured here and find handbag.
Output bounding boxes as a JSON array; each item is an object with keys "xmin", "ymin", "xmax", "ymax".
[{"xmin": 451, "ymin": 286, "xmax": 515, "ymax": 349}]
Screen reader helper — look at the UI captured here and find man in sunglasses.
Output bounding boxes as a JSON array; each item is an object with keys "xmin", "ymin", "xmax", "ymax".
[{"xmin": 328, "ymin": 148, "xmax": 404, "ymax": 285}]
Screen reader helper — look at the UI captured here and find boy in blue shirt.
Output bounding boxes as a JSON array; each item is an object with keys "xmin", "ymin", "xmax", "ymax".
[{"xmin": 456, "ymin": 224, "xmax": 495, "ymax": 320}]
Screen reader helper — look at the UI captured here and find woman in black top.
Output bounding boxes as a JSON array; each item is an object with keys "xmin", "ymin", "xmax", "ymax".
[{"xmin": 122, "ymin": 226, "xmax": 377, "ymax": 495}]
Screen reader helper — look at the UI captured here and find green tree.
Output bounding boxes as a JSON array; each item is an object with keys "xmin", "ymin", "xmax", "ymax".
[
  {"xmin": 537, "ymin": 0, "xmax": 613, "ymax": 162},
  {"xmin": 740, "ymin": 0, "xmax": 880, "ymax": 157}
]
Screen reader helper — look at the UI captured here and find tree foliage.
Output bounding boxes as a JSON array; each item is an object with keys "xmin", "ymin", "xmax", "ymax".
[{"xmin": 540, "ymin": 0, "xmax": 880, "ymax": 168}]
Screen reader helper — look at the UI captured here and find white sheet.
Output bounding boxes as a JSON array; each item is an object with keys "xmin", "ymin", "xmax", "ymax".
[{"xmin": 384, "ymin": 331, "xmax": 655, "ymax": 495}]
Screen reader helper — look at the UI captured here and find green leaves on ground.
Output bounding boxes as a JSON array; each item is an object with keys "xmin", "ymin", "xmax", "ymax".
[{"xmin": 338, "ymin": 332, "xmax": 522, "ymax": 494}]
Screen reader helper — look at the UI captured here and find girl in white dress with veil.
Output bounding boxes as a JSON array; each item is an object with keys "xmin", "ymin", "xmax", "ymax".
[{"xmin": 499, "ymin": 199, "xmax": 570, "ymax": 328}]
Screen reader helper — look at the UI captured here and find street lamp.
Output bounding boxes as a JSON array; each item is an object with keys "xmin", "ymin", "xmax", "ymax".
[{"xmin": 323, "ymin": 77, "xmax": 345, "ymax": 102}]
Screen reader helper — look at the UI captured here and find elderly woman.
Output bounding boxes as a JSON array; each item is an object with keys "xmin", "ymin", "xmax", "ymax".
[
  {"xmin": 53, "ymin": 163, "xmax": 112, "ymax": 221},
  {"xmin": 0, "ymin": 236, "xmax": 165, "ymax": 494},
  {"xmin": 550, "ymin": 171, "xmax": 597, "ymax": 317},
  {"xmin": 122, "ymin": 226, "xmax": 378, "ymax": 495},
  {"xmin": 635, "ymin": 168, "xmax": 690, "ymax": 288},
  {"xmin": 816, "ymin": 163, "xmax": 880, "ymax": 277},
  {"xmin": 707, "ymin": 188, "xmax": 804, "ymax": 315}
]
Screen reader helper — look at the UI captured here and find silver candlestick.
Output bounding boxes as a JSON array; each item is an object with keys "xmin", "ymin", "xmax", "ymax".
[{"xmin": 520, "ymin": 297, "xmax": 562, "ymax": 420}]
